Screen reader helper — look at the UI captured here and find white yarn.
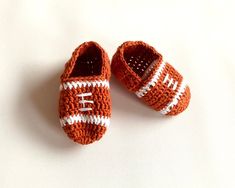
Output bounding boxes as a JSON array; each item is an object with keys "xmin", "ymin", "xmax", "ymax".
[
  {"xmin": 60, "ymin": 80, "xmax": 109, "ymax": 90},
  {"xmin": 60, "ymin": 114, "xmax": 110, "ymax": 127}
]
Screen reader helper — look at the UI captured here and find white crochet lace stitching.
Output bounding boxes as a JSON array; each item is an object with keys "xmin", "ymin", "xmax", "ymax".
[{"xmin": 77, "ymin": 92, "xmax": 93, "ymax": 112}]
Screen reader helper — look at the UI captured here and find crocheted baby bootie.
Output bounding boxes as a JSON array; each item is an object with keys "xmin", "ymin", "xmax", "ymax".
[
  {"xmin": 59, "ymin": 42, "xmax": 111, "ymax": 144},
  {"xmin": 111, "ymin": 41, "xmax": 190, "ymax": 115}
]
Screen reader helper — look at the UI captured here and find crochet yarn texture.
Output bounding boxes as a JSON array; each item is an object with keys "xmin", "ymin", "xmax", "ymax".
[
  {"xmin": 59, "ymin": 41, "xmax": 111, "ymax": 144},
  {"xmin": 111, "ymin": 41, "xmax": 190, "ymax": 115}
]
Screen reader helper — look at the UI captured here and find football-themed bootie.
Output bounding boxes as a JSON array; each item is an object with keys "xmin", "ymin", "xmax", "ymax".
[
  {"xmin": 59, "ymin": 41, "xmax": 111, "ymax": 144},
  {"xmin": 111, "ymin": 41, "xmax": 190, "ymax": 115}
]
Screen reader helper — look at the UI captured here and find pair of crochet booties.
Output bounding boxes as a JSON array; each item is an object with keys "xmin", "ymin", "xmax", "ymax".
[{"xmin": 59, "ymin": 41, "xmax": 191, "ymax": 145}]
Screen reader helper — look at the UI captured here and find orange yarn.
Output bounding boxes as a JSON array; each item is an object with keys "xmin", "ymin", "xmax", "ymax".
[
  {"xmin": 111, "ymin": 41, "xmax": 190, "ymax": 115},
  {"xmin": 59, "ymin": 42, "xmax": 111, "ymax": 144}
]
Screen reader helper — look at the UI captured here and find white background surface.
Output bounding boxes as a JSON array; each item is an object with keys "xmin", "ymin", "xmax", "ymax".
[{"xmin": 0, "ymin": 0, "xmax": 235, "ymax": 187}]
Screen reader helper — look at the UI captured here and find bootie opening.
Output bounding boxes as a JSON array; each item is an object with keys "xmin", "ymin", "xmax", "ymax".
[
  {"xmin": 70, "ymin": 43, "xmax": 102, "ymax": 77},
  {"xmin": 123, "ymin": 43, "xmax": 160, "ymax": 79}
]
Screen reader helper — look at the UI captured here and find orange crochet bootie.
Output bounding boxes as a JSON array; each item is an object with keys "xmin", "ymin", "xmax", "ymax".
[
  {"xmin": 111, "ymin": 41, "xmax": 190, "ymax": 115},
  {"xmin": 59, "ymin": 42, "xmax": 111, "ymax": 144}
]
